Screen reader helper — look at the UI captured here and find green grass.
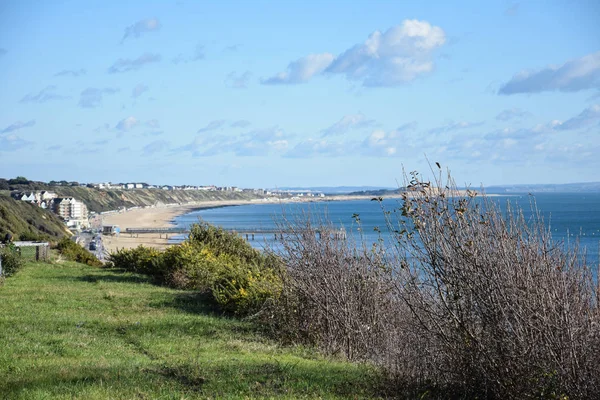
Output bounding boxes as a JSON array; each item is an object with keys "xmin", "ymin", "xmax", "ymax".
[{"xmin": 0, "ymin": 261, "xmax": 385, "ymax": 399}]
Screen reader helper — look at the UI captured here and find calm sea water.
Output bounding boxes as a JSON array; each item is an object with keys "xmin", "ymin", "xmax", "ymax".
[{"xmin": 171, "ymin": 193, "xmax": 600, "ymax": 265}]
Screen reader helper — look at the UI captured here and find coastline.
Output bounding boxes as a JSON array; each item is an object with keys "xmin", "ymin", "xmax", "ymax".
[
  {"xmin": 98, "ymin": 191, "xmax": 466, "ymax": 253},
  {"xmin": 99, "ymin": 195, "xmax": 396, "ymax": 252}
]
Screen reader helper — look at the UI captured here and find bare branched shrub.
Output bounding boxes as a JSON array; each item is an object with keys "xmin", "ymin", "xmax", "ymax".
[
  {"xmin": 266, "ymin": 210, "xmax": 400, "ymax": 362},
  {"xmin": 269, "ymin": 169, "xmax": 600, "ymax": 399},
  {"xmin": 384, "ymin": 169, "xmax": 600, "ymax": 398}
]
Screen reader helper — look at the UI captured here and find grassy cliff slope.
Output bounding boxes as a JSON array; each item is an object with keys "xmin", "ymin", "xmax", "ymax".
[
  {"xmin": 5, "ymin": 185, "xmax": 267, "ymax": 213},
  {"xmin": 0, "ymin": 261, "xmax": 384, "ymax": 399},
  {"xmin": 0, "ymin": 194, "xmax": 71, "ymax": 240}
]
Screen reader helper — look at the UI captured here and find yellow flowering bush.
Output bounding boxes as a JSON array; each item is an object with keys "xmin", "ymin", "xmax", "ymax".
[
  {"xmin": 211, "ymin": 255, "xmax": 282, "ymax": 316},
  {"xmin": 106, "ymin": 222, "xmax": 284, "ymax": 315}
]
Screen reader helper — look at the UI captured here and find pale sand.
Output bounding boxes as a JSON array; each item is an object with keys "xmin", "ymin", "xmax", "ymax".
[{"xmin": 99, "ymin": 196, "xmax": 394, "ymax": 252}]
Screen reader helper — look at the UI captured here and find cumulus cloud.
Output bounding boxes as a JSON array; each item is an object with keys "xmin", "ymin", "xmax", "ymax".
[
  {"xmin": 0, "ymin": 135, "xmax": 33, "ymax": 152},
  {"xmin": 54, "ymin": 68, "xmax": 86, "ymax": 77},
  {"xmin": 1, "ymin": 120, "xmax": 35, "ymax": 134},
  {"xmin": 131, "ymin": 83, "xmax": 149, "ymax": 98},
  {"xmin": 197, "ymin": 120, "xmax": 226, "ymax": 133},
  {"xmin": 320, "ymin": 113, "xmax": 376, "ymax": 137},
  {"xmin": 176, "ymin": 127, "xmax": 290, "ymax": 157},
  {"xmin": 115, "ymin": 116, "xmax": 139, "ymax": 131},
  {"xmin": 285, "ymin": 139, "xmax": 348, "ymax": 158},
  {"xmin": 20, "ymin": 86, "xmax": 69, "ymax": 103},
  {"xmin": 108, "ymin": 53, "xmax": 161, "ymax": 73},
  {"xmin": 226, "ymin": 71, "xmax": 252, "ymax": 88},
  {"xmin": 286, "ymin": 129, "xmax": 406, "ymax": 158},
  {"xmin": 428, "ymin": 120, "xmax": 484, "ymax": 135},
  {"xmin": 79, "ymin": 87, "xmax": 119, "ymax": 108},
  {"xmin": 496, "ymin": 108, "xmax": 531, "ymax": 121},
  {"xmin": 554, "ymin": 104, "xmax": 600, "ymax": 130},
  {"xmin": 231, "ymin": 120, "xmax": 251, "ymax": 128},
  {"xmin": 143, "ymin": 140, "xmax": 169, "ymax": 155},
  {"xmin": 263, "ymin": 53, "xmax": 335, "ymax": 84},
  {"xmin": 499, "ymin": 51, "xmax": 600, "ymax": 94},
  {"xmin": 264, "ymin": 20, "xmax": 446, "ymax": 86},
  {"xmin": 121, "ymin": 18, "xmax": 161, "ymax": 43},
  {"xmin": 361, "ymin": 130, "xmax": 403, "ymax": 156}
]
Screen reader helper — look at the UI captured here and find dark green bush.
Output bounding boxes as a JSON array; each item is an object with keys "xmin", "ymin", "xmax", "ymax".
[
  {"xmin": 108, "ymin": 245, "xmax": 162, "ymax": 276},
  {"xmin": 0, "ymin": 244, "xmax": 24, "ymax": 277},
  {"xmin": 189, "ymin": 221, "xmax": 264, "ymax": 264},
  {"xmin": 106, "ymin": 222, "xmax": 283, "ymax": 316},
  {"xmin": 56, "ymin": 238, "xmax": 102, "ymax": 267}
]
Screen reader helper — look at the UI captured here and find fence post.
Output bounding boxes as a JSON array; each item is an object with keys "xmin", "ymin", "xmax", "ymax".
[{"xmin": 36, "ymin": 246, "xmax": 40, "ymax": 261}]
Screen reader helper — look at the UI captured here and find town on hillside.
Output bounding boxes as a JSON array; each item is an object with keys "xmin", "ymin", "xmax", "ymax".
[{"xmin": 7, "ymin": 179, "xmax": 326, "ymax": 232}]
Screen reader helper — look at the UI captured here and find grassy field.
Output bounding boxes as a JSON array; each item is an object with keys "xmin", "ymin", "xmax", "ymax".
[{"xmin": 0, "ymin": 261, "xmax": 385, "ymax": 399}]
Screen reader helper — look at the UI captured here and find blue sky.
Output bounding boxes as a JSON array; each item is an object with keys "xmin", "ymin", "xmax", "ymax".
[{"xmin": 0, "ymin": 0, "xmax": 599, "ymax": 188}]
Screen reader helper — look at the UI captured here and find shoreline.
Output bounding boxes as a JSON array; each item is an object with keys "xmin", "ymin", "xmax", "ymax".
[{"xmin": 98, "ymin": 191, "xmax": 476, "ymax": 253}]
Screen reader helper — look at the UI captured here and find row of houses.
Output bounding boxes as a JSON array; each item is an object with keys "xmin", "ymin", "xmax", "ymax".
[
  {"xmin": 11, "ymin": 191, "xmax": 89, "ymax": 228},
  {"xmin": 91, "ymin": 182, "xmax": 258, "ymax": 193}
]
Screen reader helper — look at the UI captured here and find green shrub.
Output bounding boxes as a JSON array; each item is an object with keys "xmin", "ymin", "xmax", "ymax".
[
  {"xmin": 108, "ymin": 245, "xmax": 162, "ymax": 276},
  {"xmin": 160, "ymin": 241, "xmax": 221, "ymax": 289},
  {"xmin": 211, "ymin": 255, "xmax": 282, "ymax": 316},
  {"xmin": 0, "ymin": 244, "xmax": 24, "ymax": 277},
  {"xmin": 19, "ymin": 231, "xmax": 44, "ymax": 241},
  {"xmin": 105, "ymin": 222, "xmax": 284, "ymax": 316},
  {"xmin": 56, "ymin": 238, "xmax": 102, "ymax": 267},
  {"xmin": 189, "ymin": 221, "xmax": 264, "ymax": 264}
]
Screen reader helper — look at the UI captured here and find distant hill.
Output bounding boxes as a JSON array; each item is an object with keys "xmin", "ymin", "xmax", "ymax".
[
  {"xmin": 276, "ymin": 186, "xmax": 397, "ymax": 194},
  {"xmin": 347, "ymin": 188, "xmax": 404, "ymax": 196},
  {"xmin": 3, "ymin": 180, "xmax": 268, "ymax": 213},
  {"xmin": 486, "ymin": 182, "xmax": 600, "ymax": 194},
  {"xmin": 0, "ymin": 194, "xmax": 71, "ymax": 241}
]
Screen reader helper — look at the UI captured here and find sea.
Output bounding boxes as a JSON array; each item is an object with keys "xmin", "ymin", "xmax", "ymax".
[{"xmin": 171, "ymin": 193, "xmax": 600, "ymax": 267}]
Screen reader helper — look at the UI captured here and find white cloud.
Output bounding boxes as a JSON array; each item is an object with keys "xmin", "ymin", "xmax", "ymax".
[
  {"xmin": 554, "ymin": 104, "xmax": 600, "ymax": 130},
  {"xmin": 121, "ymin": 18, "xmax": 161, "ymax": 43},
  {"xmin": 198, "ymin": 120, "xmax": 226, "ymax": 133},
  {"xmin": 320, "ymin": 113, "xmax": 376, "ymax": 137},
  {"xmin": 143, "ymin": 140, "xmax": 169, "ymax": 155},
  {"xmin": 264, "ymin": 20, "xmax": 446, "ymax": 87},
  {"xmin": 496, "ymin": 108, "xmax": 531, "ymax": 121},
  {"xmin": 499, "ymin": 51, "xmax": 600, "ymax": 94},
  {"xmin": 54, "ymin": 69, "xmax": 86, "ymax": 77},
  {"xmin": 428, "ymin": 120, "xmax": 484, "ymax": 135},
  {"xmin": 263, "ymin": 53, "xmax": 335, "ymax": 84},
  {"xmin": 115, "ymin": 116, "xmax": 139, "ymax": 131},
  {"xmin": 0, "ymin": 134, "xmax": 33, "ymax": 152},
  {"xmin": 285, "ymin": 138, "xmax": 348, "ymax": 158},
  {"xmin": 108, "ymin": 53, "xmax": 161, "ymax": 73},
  {"xmin": 1, "ymin": 120, "xmax": 35, "ymax": 134},
  {"xmin": 21, "ymin": 86, "xmax": 69, "ymax": 103},
  {"xmin": 79, "ymin": 87, "xmax": 119, "ymax": 108},
  {"xmin": 176, "ymin": 127, "xmax": 290, "ymax": 157}
]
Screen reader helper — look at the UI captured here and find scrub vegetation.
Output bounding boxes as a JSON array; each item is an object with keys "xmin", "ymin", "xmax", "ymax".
[{"xmin": 269, "ymin": 168, "xmax": 600, "ymax": 399}]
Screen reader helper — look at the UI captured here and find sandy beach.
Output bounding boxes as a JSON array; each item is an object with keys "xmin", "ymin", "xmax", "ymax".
[{"xmin": 99, "ymin": 195, "xmax": 396, "ymax": 252}]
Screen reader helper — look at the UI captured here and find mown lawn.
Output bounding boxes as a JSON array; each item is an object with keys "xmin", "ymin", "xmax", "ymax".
[{"xmin": 0, "ymin": 261, "xmax": 385, "ymax": 399}]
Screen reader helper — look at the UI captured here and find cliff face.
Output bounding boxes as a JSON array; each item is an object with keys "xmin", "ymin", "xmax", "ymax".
[
  {"xmin": 0, "ymin": 194, "xmax": 72, "ymax": 240},
  {"xmin": 47, "ymin": 188, "xmax": 267, "ymax": 213}
]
